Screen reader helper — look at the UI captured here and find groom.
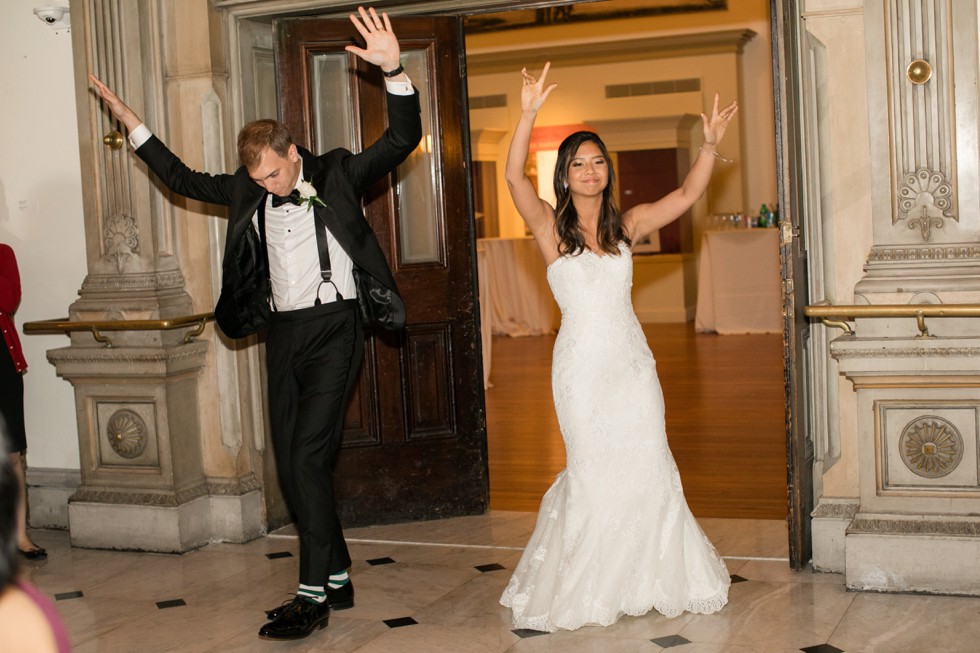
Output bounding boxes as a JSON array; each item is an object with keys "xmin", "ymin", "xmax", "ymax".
[{"xmin": 90, "ymin": 6, "xmax": 421, "ymax": 641}]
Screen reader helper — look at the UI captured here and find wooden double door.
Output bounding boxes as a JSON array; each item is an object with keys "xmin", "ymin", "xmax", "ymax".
[{"xmin": 274, "ymin": 15, "xmax": 485, "ymax": 526}]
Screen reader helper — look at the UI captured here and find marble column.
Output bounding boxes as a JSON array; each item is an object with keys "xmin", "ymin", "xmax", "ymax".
[
  {"xmin": 826, "ymin": 0, "xmax": 980, "ymax": 593},
  {"xmin": 46, "ymin": 0, "xmax": 266, "ymax": 552}
]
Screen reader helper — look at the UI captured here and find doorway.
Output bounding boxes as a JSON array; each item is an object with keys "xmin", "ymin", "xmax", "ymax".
[
  {"xmin": 462, "ymin": 2, "xmax": 789, "ymax": 521},
  {"xmin": 227, "ymin": 0, "xmax": 800, "ymax": 558}
]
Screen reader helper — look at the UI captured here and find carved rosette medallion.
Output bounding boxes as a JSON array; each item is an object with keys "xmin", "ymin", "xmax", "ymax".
[
  {"xmin": 106, "ymin": 409, "xmax": 148, "ymax": 459},
  {"xmin": 898, "ymin": 416, "xmax": 963, "ymax": 478},
  {"xmin": 103, "ymin": 213, "xmax": 140, "ymax": 273},
  {"xmin": 897, "ymin": 169, "xmax": 953, "ymax": 242}
]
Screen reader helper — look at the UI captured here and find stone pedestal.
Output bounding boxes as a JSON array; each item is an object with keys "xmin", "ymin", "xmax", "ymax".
[
  {"xmin": 47, "ymin": 341, "xmax": 260, "ymax": 552},
  {"xmin": 833, "ymin": 334, "xmax": 980, "ymax": 594},
  {"xmin": 52, "ymin": 1, "xmax": 271, "ymax": 553}
]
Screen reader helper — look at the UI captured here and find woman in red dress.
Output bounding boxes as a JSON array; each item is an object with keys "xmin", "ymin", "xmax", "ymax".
[{"xmin": 0, "ymin": 244, "xmax": 46, "ymax": 560}]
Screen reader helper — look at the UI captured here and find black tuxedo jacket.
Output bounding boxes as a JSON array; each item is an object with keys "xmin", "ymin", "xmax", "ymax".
[{"xmin": 135, "ymin": 90, "xmax": 423, "ymax": 337}]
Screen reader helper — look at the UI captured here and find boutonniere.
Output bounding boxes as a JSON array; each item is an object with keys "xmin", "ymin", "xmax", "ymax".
[{"xmin": 297, "ymin": 180, "xmax": 326, "ymax": 208}]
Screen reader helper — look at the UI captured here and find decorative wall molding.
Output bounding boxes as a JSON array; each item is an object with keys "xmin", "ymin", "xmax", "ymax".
[
  {"xmin": 848, "ymin": 517, "xmax": 980, "ymax": 537},
  {"xmin": 811, "ymin": 501, "xmax": 859, "ymax": 520},
  {"xmin": 898, "ymin": 416, "xmax": 964, "ymax": 479},
  {"xmin": 831, "ymin": 346, "xmax": 980, "ymax": 359},
  {"xmin": 867, "ymin": 244, "xmax": 980, "ymax": 263},
  {"xmin": 106, "ymin": 409, "xmax": 149, "ymax": 459},
  {"xmin": 466, "ymin": 29, "xmax": 756, "ymax": 76},
  {"xmin": 46, "ymin": 342, "xmax": 210, "ymax": 366},
  {"xmin": 103, "ymin": 212, "xmax": 140, "ymax": 272},
  {"xmin": 81, "ymin": 270, "xmax": 186, "ymax": 291},
  {"xmin": 884, "ymin": 1, "xmax": 957, "ymax": 239},
  {"xmin": 898, "ymin": 169, "xmax": 953, "ymax": 242},
  {"xmin": 207, "ymin": 474, "xmax": 262, "ymax": 496},
  {"xmin": 864, "ymin": 0, "xmax": 980, "ymax": 261},
  {"xmin": 72, "ymin": 482, "xmax": 209, "ymax": 507},
  {"xmin": 85, "ymin": 1, "xmax": 145, "ymax": 263},
  {"xmin": 465, "ymin": 2, "xmax": 728, "ymax": 34}
]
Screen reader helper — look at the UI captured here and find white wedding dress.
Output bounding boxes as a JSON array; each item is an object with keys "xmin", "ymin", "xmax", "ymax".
[{"xmin": 500, "ymin": 243, "xmax": 730, "ymax": 632}]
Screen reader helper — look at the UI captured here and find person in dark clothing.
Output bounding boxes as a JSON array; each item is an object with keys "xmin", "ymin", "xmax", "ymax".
[{"xmin": 90, "ymin": 6, "xmax": 422, "ymax": 641}]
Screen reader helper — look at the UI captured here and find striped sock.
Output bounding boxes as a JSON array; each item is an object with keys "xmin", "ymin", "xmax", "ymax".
[
  {"xmin": 327, "ymin": 570, "xmax": 350, "ymax": 589},
  {"xmin": 297, "ymin": 584, "xmax": 326, "ymax": 604}
]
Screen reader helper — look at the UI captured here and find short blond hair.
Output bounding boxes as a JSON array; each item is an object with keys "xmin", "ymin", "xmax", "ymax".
[{"xmin": 237, "ymin": 119, "xmax": 293, "ymax": 170}]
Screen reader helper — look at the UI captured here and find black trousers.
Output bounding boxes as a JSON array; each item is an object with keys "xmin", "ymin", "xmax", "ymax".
[
  {"xmin": 0, "ymin": 340, "xmax": 27, "ymax": 454},
  {"xmin": 265, "ymin": 299, "xmax": 362, "ymax": 587}
]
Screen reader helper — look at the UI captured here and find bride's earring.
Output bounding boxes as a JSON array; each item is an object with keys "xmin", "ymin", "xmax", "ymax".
[{"xmin": 563, "ymin": 182, "xmax": 568, "ymax": 190}]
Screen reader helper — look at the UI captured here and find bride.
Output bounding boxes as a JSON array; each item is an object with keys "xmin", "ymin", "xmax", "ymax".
[{"xmin": 499, "ymin": 63, "xmax": 738, "ymax": 632}]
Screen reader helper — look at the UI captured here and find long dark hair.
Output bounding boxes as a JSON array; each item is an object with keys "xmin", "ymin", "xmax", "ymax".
[
  {"xmin": 0, "ymin": 436, "xmax": 19, "ymax": 589},
  {"xmin": 553, "ymin": 131, "xmax": 630, "ymax": 256}
]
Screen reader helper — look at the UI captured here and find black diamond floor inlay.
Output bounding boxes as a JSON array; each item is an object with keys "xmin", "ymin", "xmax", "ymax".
[
  {"xmin": 265, "ymin": 551, "xmax": 293, "ymax": 559},
  {"xmin": 383, "ymin": 616, "xmax": 418, "ymax": 628},
  {"xmin": 156, "ymin": 599, "xmax": 187, "ymax": 609},
  {"xmin": 367, "ymin": 556, "xmax": 396, "ymax": 566},
  {"xmin": 54, "ymin": 591, "xmax": 83, "ymax": 601},
  {"xmin": 801, "ymin": 645, "xmax": 844, "ymax": 653},
  {"xmin": 512, "ymin": 629, "xmax": 548, "ymax": 638},
  {"xmin": 475, "ymin": 563, "xmax": 506, "ymax": 572},
  {"xmin": 651, "ymin": 634, "xmax": 691, "ymax": 648},
  {"xmin": 730, "ymin": 574, "xmax": 749, "ymax": 583}
]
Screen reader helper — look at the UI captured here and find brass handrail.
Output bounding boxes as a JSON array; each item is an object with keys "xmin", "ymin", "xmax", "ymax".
[
  {"xmin": 23, "ymin": 312, "xmax": 215, "ymax": 348},
  {"xmin": 804, "ymin": 303, "xmax": 980, "ymax": 338}
]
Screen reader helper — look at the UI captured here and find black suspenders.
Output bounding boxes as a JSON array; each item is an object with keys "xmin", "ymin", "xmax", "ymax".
[
  {"xmin": 258, "ymin": 197, "xmax": 342, "ymax": 312},
  {"xmin": 312, "ymin": 213, "xmax": 343, "ymax": 304}
]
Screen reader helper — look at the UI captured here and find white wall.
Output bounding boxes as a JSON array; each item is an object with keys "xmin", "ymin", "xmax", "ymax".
[{"xmin": 0, "ymin": 0, "xmax": 86, "ymax": 470}]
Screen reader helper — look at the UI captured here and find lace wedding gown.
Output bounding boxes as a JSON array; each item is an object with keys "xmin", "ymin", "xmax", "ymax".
[{"xmin": 500, "ymin": 243, "xmax": 730, "ymax": 632}]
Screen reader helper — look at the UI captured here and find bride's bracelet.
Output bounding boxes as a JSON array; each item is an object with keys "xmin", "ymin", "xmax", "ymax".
[{"xmin": 699, "ymin": 144, "xmax": 734, "ymax": 164}]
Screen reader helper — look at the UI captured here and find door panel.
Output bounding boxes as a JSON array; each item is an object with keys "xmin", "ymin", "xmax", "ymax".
[
  {"xmin": 772, "ymin": 0, "xmax": 813, "ymax": 569},
  {"xmin": 276, "ymin": 15, "xmax": 487, "ymax": 526},
  {"xmin": 403, "ymin": 324, "xmax": 456, "ymax": 440}
]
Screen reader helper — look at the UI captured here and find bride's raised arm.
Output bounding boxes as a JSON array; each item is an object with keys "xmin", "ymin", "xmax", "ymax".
[
  {"xmin": 626, "ymin": 92, "xmax": 738, "ymax": 241},
  {"xmin": 504, "ymin": 63, "xmax": 559, "ymax": 239}
]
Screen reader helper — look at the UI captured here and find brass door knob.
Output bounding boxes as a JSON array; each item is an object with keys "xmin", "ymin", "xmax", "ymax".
[
  {"xmin": 907, "ymin": 59, "xmax": 932, "ymax": 85},
  {"xmin": 103, "ymin": 130, "xmax": 125, "ymax": 150}
]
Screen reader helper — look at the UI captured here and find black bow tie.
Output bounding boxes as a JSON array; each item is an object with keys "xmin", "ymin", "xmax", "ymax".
[{"xmin": 271, "ymin": 189, "xmax": 301, "ymax": 207}]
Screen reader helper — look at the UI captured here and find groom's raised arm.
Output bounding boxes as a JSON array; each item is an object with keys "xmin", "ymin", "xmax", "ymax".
[
  {"xmin": 89, "ymin": 74, "xmax": 142, "ymax": 134},
  {"xmin": 89, "ymin": 74, "xmax": 235, "ymax": 207},
  {"xmin": 338, "ymin": 7, "xmax": 422, "ymax": 192}
]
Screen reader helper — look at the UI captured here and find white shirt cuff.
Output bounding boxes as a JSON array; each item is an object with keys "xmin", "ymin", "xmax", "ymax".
[
  {"xmin": 385, "ymin": 74, "xmax": 414, "ymax": 97},
  {"xmin": 128, "ymin": 123, "xmax": 152, "ymax": 150}
]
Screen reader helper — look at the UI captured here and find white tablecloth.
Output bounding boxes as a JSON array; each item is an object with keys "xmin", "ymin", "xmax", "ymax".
[
  {"xmin": 478, "ymin": 237, "xmax": 560, "ymax": 337},
  {"xmin": 695, "ymin": 229, "xmax": 782, "ymax": 334},
  {"xmin": 476, "ymin": 237, "xmax": 561, "ymax": 388}
]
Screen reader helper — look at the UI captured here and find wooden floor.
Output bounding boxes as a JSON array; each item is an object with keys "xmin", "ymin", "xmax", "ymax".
[{"xmin": 485, "ymin": 322, "xmax": 788, "ymax": 520}]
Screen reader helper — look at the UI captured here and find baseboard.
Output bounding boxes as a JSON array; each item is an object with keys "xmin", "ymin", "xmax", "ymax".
[
  {"xmin": 25, "ymin": 467, "xmax": 81, "ymax": 530},
  {"xmin": 810, "ymin": 498, "xmax": 859, "ymax": 573}
]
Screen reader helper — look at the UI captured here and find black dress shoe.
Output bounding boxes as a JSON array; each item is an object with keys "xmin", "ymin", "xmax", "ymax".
[
  {"xmin": 258, "ymin": 596, "xmax": 328, "ymax": 640},
  {"xmin": 18, "ymin": 547, "xmax": 47, "ymax": 561},
  {"xmin": 266, "ymin": 580, "xmax": 354, "ymax": 620},
  {"xmin": 327, "ymin": 580, "xmax": 354, "ymax": 610}
]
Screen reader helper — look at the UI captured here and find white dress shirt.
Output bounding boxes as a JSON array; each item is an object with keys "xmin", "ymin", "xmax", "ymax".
[
  {"xmin": 128, "ymin": 76, "xmax": 415, "ymax": 311},
  {"xmin": 257, "ymin": 187, "xmax": 356, "ymax": 310}
]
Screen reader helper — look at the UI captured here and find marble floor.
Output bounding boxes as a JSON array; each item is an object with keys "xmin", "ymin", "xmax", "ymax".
[{"xmin": 19, "ymin": 514, "xmax": 980, "ymax": 652}]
